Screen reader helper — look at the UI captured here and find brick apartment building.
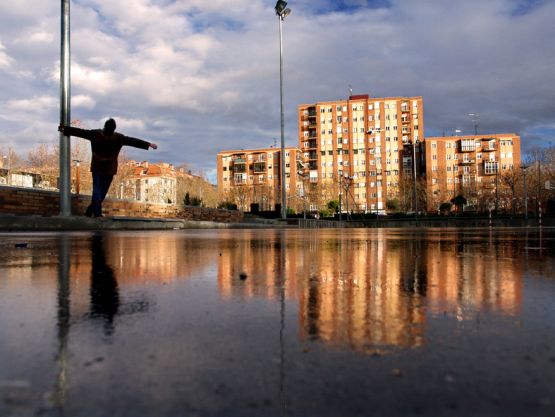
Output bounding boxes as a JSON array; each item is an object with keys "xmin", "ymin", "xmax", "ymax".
[
  {"xmin": 216, "ymin": 94, "xmax": 522, "ymax": 215},
  {"xmin": 217, "ymin": 147, "xmax": 303, "ymax": 212},
  {"xmin": 298, "ymin": 94, "xmax": 424, "ymax": 213},
  {"xmin": 424, "ymin": 134, "xmax": 521, "ymax": 211}
]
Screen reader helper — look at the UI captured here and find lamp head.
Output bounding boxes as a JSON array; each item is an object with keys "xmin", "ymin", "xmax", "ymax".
[{"xmin": 275, "ymin": 0, "xmax": 287, "ymax": 15}]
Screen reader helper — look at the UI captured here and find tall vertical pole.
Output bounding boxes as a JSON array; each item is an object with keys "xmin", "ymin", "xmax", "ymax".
[
  {"xmin": 523, "ymin": 167, "xmax": 528, "ymax": 224},
  {"xmin": 59, "ymin": 0, "xmax": 71, "ymax": 216},
  {"xmin": 278, "ymin": 15, "xmax": 286, "ymax": 219},
  {"xmin": 495, "ymin": 164, "xmax": 499, "ymax": 213},
  {"xmin": 412, "ymin": 139, "xmax": 418, "ymax": 216},
  {"xmin": 537, "ymin": 160, "xmax": 541, "ymax": 215}
]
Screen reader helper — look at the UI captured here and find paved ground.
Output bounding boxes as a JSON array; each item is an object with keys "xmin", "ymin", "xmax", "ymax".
[{"xmin": 0, "ymin": 213, "xmax": 286, "ymax": 231}]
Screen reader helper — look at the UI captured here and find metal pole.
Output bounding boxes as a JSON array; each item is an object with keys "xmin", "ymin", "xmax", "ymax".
[
  {"xmin": 523, "ymin": 167, "xmax": 528, "ymax": 224},
  {"xmin": 495, "ymin": 162, "xmax": 499, "ymax": 216},
  {"xmin": 339, "ymin": 177, "xmax": 342, "ymax": 222},
  {"xmin": 412, "ymin": 140, "xmax": 418, "ymax": 216},
  {"xmin": 537, "ymin": 160, "xmax": 541, "ymax": 215},
  {"xmin": 59, "ymin": 0, "xmax": 71, "ymax": 216},
  {"xmin": 278, "ymin": 15, "xmax": 286, "ymax": 219}
]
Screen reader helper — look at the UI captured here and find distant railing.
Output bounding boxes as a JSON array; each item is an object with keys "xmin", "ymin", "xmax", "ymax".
[{"xmin": 297, "ymin": 219, "xmax": 345, "ymax": 229}]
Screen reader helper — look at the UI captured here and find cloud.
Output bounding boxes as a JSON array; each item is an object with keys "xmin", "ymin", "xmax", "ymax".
[
  {"xmin": 73, "ymin": 94, "xmax": 96, "ymax": 110},
  {"xmin": 0, "ymin": 0, "xmax": 554, "ymax": 179},
  {"xmin": 0, "ymin": 41, "xmax": 13, "ymax": 70},
  {"xmin": 7, "ymin": 95, "xmax": 57, "ymax": 113}
]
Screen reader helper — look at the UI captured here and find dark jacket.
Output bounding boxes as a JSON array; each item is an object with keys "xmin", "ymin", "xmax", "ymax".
[{"xmin": 64, "ymin": 127, "xmax": 150, "ymax": 176}]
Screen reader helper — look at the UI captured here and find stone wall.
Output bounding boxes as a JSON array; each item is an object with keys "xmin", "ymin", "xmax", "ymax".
[{"xmin": 0, "ymin": 186, "xmax": 243, "ymax": 223}]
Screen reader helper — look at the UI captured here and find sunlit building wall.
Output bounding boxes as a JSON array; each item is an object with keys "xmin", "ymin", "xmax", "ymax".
[
  {"xmin": 424, "ymin": 134, "xmax": 521, "ymax": 211},
  {"xmin": 298, "ymin": 94, "xmax": 424, "ymax": 213},
  {"xmin": 217, "ymin": 147, "xmax": 303, "ymax": 212}
]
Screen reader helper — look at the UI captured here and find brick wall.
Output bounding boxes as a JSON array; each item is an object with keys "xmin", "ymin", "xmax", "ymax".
[{"xmin": 0, "ymin": 186, "xmax": 243, "ymax": 223}]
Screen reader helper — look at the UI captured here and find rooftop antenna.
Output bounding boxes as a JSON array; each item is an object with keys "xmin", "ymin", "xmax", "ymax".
[
  {"xmin": 348, "ymin": 84, "xmax": 353, "ymax": 98},
  {"xmin": 468, "ymin": 113, "xmax": 480, "ymax": 135}
]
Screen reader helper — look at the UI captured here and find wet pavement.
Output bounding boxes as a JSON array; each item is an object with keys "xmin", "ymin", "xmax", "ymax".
[{"xmin": 1, "ymin": 228, "xmax": 554, "ymax": 417}]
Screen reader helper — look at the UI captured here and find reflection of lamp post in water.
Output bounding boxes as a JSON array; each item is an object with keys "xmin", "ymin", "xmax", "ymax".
[{"xmin": 54, "ymin": 235, "xmax": 71, "ymax": 410}]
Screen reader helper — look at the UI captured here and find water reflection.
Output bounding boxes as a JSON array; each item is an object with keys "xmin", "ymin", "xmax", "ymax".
[
  {"xmin": 89, "ymin": 234, "xmax": 119, "ymax": 335},
  {"xmin": 216, "ymin": 230, "xmax": 528, "ymax": 353},
  {"xmin": 0, "ymin": 229, "xmax": 534, "ymax": 358}
]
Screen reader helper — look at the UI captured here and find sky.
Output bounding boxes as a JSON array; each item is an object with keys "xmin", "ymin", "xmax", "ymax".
[{"xmin": 1, "ymin": 0, "xmax": 554, "ymax": 182}]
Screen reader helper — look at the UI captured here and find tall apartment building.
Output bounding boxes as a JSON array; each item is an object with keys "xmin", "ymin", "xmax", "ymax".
[
  {"xmin": 217, "ymin": 147, "xmax": 303, "ymax": 211},
  {"xmin": 298, "ymin": 94, "xmax": 424, "ymax": 213},
  {"xmin": 423, "ymin": 134, "xmax": 521, "ymax": 211}
]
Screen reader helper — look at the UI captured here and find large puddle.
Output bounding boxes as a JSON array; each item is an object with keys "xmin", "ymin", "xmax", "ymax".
[{"xmin": 1, "ymin": 229, "xmax": 554, "ymax": 416}]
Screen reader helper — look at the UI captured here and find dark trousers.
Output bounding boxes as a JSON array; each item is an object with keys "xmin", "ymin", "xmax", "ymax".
[{"xmin": 87, "ymin": 172, "xmax": 114, "ymax": 217}]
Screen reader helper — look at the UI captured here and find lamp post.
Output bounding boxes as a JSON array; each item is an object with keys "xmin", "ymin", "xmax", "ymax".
[
  {"xmin": 522, "ymin": 164, "xmax": 529, "ymax": 224},
  {"xmin": 412, "ymin": 138, "xmax": 418, "ymax": 217},
  {"xmin": 2, "ymin": 155, "xmax": 9, "ymax": 185},
  {"xmin": 275, "ymin": 0, "xmax": 291, "ymax": 220},
  {"xmin": 72, "ymin": 159, "xmax": 80, "ymax": 194},
  {"xmin": 59, "ymin": 0, "xmax": 72, "ymax": 215}
]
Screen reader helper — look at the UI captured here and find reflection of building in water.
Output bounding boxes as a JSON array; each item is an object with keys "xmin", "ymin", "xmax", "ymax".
[
  {"xmin": 217, "ymin": 231, "xmax": 427, "ymax": 352},
  {"xmin": 425, "ymin": 234, "xmax": 523, "ymax": 318},
  {"xmin": 217, "ymin": 231, "xmax": 302, "ymax": 302},
  {"xmin": 105, "ymin": 233, "xmax": 215, "ymax": 285},
  {"xmin": 298, "ymin": 236, "xmax": 426, "ymax": 353},
  {"xmin": 216, "ymin": 231, "xmax": 523, "ymax": 353}
]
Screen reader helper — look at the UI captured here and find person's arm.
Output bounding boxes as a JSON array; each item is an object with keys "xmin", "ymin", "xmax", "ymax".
[
  {"xmin": 58, "ymin": 125, "xmax": 94, "ymax": 140},
  {"xmin": 121, "ymin": 134, "xmax": 158, "ymax": 151}
]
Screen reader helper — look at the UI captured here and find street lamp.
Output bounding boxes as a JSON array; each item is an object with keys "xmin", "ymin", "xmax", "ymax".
[
  {"xmin": 3, "ymin": 153, "xmax": 11, "ymax": 186},
  {"xmin": 72, "ymin": 159, "xmax": 80, "ymax": 194},
  {"xmin": 522, "ymin": 164, "xmax": 529, "ymax": 223},
  {"xmin": 275, "ymin": 0, "xmax": 291, "ymax": 219},
  {"xmin": 59, "ymin": 0, "xmax": 72, "ymax": 215},
  {"xmin": 412, "ymin": 138, "xmax": 418, "ymax": 217}
]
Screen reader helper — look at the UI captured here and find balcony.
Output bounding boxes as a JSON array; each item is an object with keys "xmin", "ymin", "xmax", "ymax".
[
  {"xmin": 306, "ymin": 139, "xmax": 317, "ymax": 149},
  {"xmin": 308, "ymin": 152, "xmax": 318, "ymax": 160},
  {"xmin": 461, "ymin": 158, "xmax": 475, "ymax": 165},
  {"xmin": 253, "ymin": 162, "xmax": 266, "ymax": 173},
  {"xmin": 308, "ymin": 162, "xmax": 318, "ymax": 170},
  {"xmin": 483, "ymin": 161, "xmax": 498, "ymax": 175},
  {"xmin": 482, "ymin": 145, "xmax": 496, "ymax": 151},
  {"xmin": 460, "ymin": 146, "xmax": 475, "ymax": 153}
]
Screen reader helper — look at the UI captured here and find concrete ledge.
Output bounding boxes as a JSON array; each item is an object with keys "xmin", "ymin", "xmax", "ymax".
[{"xmin": 0, "ymin": 214, "xmax": 245, "ymax": 231}]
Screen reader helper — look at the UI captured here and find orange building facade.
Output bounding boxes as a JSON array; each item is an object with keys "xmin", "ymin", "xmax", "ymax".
[
  {"xmin": 217, "ymin": 147, "xmax": 303, "ymax": 212},
  {"xmin": 298, "ymin": 94, "xmax": 424, "ymax": 213},
  {"xmin": 424, "ymin": 134, "xmax": 521, "ymax": 211}
]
